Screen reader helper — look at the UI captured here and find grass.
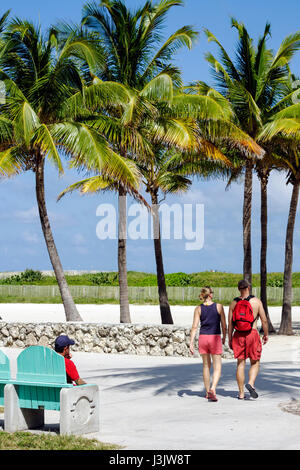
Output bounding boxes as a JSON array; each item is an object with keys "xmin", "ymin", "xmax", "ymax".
[{"xmin": 0, "ymin": 431, "xmax": 120, "ymax": 450}]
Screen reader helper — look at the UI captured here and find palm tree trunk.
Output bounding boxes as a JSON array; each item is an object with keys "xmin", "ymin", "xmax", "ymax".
[
  {"xmin": 118, "ymin": 186, "xmax": 131, "ymax": 323},
  {"xmin": 35, "ymin": 152, "xmax": 82, "ymax": 322},
  {"xmin": 151, "ymin": 191, "xmax": 173, "ymax": 325},
  {"xmin": 259, "ymin": 170, "xmax": 275, "ymax": 333},
  {"xmin": 243, "ymin": 159, "xmax": 253, "ymax": 287},
  {"xmin": 279, "ymin": 179, "xmax": 300, "ymax": 335}
]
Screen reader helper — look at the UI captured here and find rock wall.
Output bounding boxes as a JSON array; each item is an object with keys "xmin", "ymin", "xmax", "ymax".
[{"xmin": 0, "ymin": 322, "xmax": 233, "ymax": 358}]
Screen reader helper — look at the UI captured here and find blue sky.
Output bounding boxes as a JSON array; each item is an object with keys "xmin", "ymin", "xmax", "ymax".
[{"xmin": 1, "ymin": 0, "xmax": 300, "ymax": 274}]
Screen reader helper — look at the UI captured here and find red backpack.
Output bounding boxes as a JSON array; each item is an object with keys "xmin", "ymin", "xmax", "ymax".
[{"xmin": 232, "ymin": 296, "xmax": 255, "ymax": 332}]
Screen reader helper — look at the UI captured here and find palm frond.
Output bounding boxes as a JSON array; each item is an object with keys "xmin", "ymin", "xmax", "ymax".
[
  {"xmin": 140, "ymin": 72, "xmax": 174, "ymax": 103},
  {"xmin": 13, "ymin": 100, "xmax": 40, "ymax": 145},
  {"xmin": 272, "ymin": 31, "xmax": 300, "ymax": 69},
  {"xmin": 0, "ymin": 146, "xmax": 23, "ymax": 177},
  {"xmin": 31, "ymin": 124, "xmax": 64, "ymax": 173},
  {"xmin": 204, "ymin": 28, "xmax": 240, "ymax": 82},
  {"xmin": 0, "ymin": 10, "xmax": 10, "ymax": 34},
  {"xmin": 141, "ymin": 25, "xmax": 198, "ymax": 81},
  {"xmin": 50, "ymin": 121, "xmax": 141, "ymax": 187},
  {"xmin": 58, "ymin": 173, "xmax": 151, "ymax": 209}
]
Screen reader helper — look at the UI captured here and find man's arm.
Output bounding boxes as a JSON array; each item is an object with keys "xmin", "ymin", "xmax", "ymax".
[
  {"xmin": 258, "ymin": 300, "xmax": 269, "ymax": 344},
  {"xmin": 75, "ymin": 377, "xmax": 87, "ymax": 385},
  {"xmin": 65, "ymin": 358, "xmax": 87, "ymax": 385}
]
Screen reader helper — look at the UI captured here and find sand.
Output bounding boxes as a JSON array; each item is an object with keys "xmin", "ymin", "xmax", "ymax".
[{"xmin": 0, "ymin": 303, "xmax": 298, "ymax": 329}]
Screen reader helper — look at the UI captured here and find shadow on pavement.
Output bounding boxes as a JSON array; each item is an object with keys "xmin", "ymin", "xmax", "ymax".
[{"xmin": 85, "ymin": 359, "xmax": 300, "ymax": 399}]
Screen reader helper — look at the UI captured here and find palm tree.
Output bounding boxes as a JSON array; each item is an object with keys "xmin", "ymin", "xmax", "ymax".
[
  {"xmin": 0, "ymin": 19, "xmax": 140, "ymax": 321},
  {"xmin": 204, "ymin": 19, "xmax": 300, "ymax": 289},
  {"xmin": 260, "ymin": 101, "xmax": 300, "ymax": 334},
  {"xmin": 81, "ymin": 0, "xmax": 198, "ymax": 322},
  {"xmin": 255, "ymin": 154, "xmax": 284, "ymax": 333}
]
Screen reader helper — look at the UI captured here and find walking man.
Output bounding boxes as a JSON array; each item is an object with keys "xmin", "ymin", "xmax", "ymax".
[{"xmin": 228, "ymin": 280, "xmax": 269, "ymax": 399}]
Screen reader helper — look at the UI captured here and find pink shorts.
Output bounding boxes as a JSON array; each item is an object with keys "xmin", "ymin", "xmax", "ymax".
[{"xmin": 198, "ymin": 334, "xmax": 223, "ymax": 355}]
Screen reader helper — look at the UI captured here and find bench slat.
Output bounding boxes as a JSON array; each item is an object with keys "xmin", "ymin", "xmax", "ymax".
[
  {"xmin": 17, "ymin": 346, "xmax": 67, "ymax": 385},
  {"xmin": 0, "ymin": 350, "xmax": 10, "ymax": 381},
  {"xmin": 3, "ymin": 380, "xmax": 73, "ymax": 388}
]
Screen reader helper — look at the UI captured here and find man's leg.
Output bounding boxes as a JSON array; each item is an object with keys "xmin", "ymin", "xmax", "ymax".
[
  {"xmin": 201, "ymin": 354, "xmax": 211, "ymax": 395},
  {"xmin": 236, "ymin": 359, "xmax": 246, "ymax": 398},
  {"xmin": 245, "ymin": 331, "xmax": 261, "ymax": 398},
  {"xmin": 211, "ymin": 354, "xmax": 222, "ymax": 393},
  {"xmin": 248, "ymin": 359, "xmax": 260, "ymax": 388}
]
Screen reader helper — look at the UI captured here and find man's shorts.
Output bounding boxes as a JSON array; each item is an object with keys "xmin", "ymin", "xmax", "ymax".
[
  {"xmin": 198, "ymin": 334, "xmax": 223, "ymax": 355},
  {"xmin": 232, "ymin": 329, "xmax": 262, "ymax": 361}
]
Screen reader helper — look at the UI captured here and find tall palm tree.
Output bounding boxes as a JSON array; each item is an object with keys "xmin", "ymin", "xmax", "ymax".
[
  {"xmin": 81, "ymin": 0, "xmax": 198, "ymax": 322},
  {"xmin": 255, "ymin": 154, "xmax": 284, "ymax": 333},
  {"xmin": 204, "ymin": 19, "xmax": 300, "ymax": 289},
  {"xmin": 0, "ymin": 19, "xmax": 140, "ymax": 321},
  {"xmin": 260, "ymin": 101, "xmax": 300, "ymax": 334}
]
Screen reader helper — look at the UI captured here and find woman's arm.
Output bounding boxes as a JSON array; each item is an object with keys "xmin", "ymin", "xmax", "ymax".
[
  {"xmin": 218, "ymin": 304, "xmax": 227, "ymax": 344},
  {"xmin": 228, "ymin": 301, "xmax": 236, "ymax": 349},
  {"xmin": 189, "ymin": 306, "xmax": 201, "ymax": 354}
]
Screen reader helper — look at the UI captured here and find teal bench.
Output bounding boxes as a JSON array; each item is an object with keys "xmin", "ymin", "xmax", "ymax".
[
  {"xmin": 0, "ymin": 349, "xmax": 10, "ymax": 407},
  {"xmin": 0, "ymin": 346, "xmax": 99, "ymax": 435}
]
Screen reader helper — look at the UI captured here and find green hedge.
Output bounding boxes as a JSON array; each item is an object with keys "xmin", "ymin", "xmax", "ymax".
[{"xmin": 0, "ymin": 270, "xmax": 292, "ymax": 287}]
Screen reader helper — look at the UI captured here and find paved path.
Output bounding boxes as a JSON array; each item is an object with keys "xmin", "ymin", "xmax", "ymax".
[{"xmin": 3, "ymin": 334, "xmax": 300, "ymax": 450}]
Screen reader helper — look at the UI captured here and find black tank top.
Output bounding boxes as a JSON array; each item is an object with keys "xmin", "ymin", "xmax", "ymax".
[{"xmin": 200, "ymin": 303, "xmax": 221, "ymax": 335}]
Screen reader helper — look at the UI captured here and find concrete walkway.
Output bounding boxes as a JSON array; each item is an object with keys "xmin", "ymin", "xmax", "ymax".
[{"xmin": 2, "ymin": 334, "xmax": 300, "ymax": 450}]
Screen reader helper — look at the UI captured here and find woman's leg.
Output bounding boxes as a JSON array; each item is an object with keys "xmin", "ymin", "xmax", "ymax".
[
  {"xmin": 201, "ymin": 354, "xmax": 211, "ymax": 395},
  {"xmin": 211, "ymin": 354, "xmax": 222, "ymax": 393}
]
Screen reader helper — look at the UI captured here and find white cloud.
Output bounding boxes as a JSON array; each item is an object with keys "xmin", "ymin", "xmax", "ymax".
[
  {"xmin": 72, "ymin": 233, "xmax": 86, "ymax": 246},
  {"xmin": 12, "ymin": 205, "xmax": 74, "ymax": 228},
  {"xmin": 75, "ymin": 246, "xmax": 90, "ymax": 255},
  {"xmin": 14, "ymin": 207, "xmax": 39, "ymax": 223},
  {"xmin": 22, "ymin": 231, "xmax": 40, "ymax": 244}
]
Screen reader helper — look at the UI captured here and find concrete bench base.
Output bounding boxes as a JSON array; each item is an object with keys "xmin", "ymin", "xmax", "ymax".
[
  {"xmin": 60, "ymin": 385, "xmax": 99, "ymax": 435},
  {"xmin": 4, "ymin": 384, "xmax": 99, "ymax": 435}
]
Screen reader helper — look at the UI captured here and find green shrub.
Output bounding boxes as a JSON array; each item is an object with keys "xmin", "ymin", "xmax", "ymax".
[
  {"xmin": 267, "ymin": 276, "xmax": 284, "ymax": 287},
  {"xmin": 165, "ymin": 272, "xmax": 191, "ymax": 286},
  {"xmin": 2, "ymin": 269, "xmax": 43, "ymax": 284},
  {"xmin": 89, "ymin": 272, "xmax": 118, "ymax": 285}
]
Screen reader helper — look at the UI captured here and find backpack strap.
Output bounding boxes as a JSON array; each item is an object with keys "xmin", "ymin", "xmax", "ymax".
[
  {"xmin": 234, "ymin": 295, "xmax": 255, "ymax": 302},
  {"xmin": 246, "ymin": 295, "xmax": 255, "ymax": 301}
]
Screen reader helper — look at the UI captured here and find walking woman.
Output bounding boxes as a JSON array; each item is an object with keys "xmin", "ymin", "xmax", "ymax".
[{"xmin": 190, "ymin": 287, "xmax": 227, "ymax": 402}]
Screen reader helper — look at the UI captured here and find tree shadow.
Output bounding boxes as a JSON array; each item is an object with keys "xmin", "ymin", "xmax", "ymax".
[
  {"xmin": 177, "ymin": 389, "xmax": 204, "ymax": 398},
  {"xmin": 86, "ymin": 359, "xmax": 300, "ymax": 399}
]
